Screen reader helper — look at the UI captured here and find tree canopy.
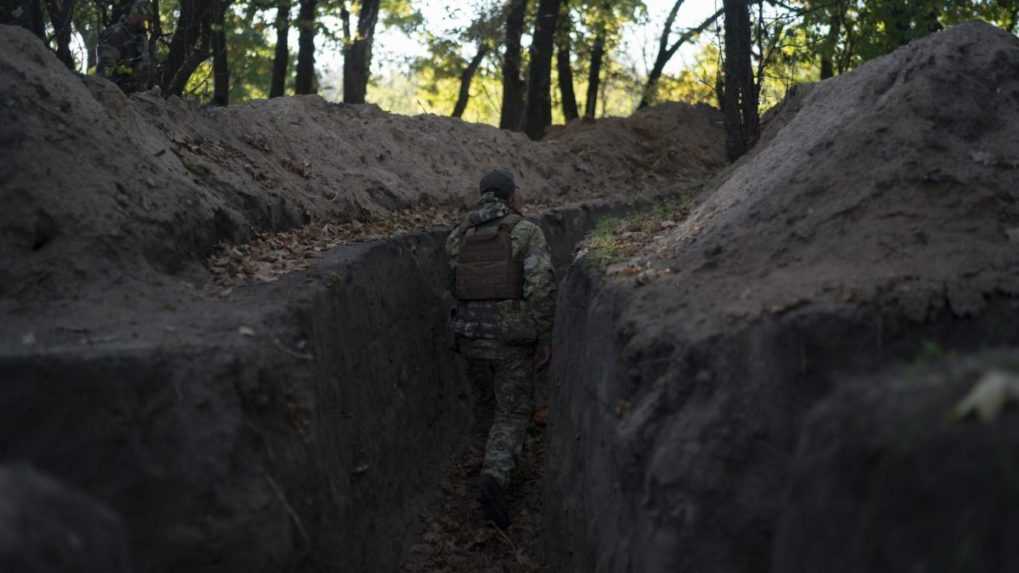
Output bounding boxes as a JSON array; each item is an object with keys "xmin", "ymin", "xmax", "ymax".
[{"xmin": 3, "ymin": 0, "xmax": 1016, "ymax": 138}]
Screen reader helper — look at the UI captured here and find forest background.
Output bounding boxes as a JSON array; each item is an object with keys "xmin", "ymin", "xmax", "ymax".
[{"xmin": 2, "ymin": 0, "xmax": 1018, "ymax": 133}]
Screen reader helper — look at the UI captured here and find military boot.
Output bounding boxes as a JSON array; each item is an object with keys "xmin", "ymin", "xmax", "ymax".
[{"xmin": 479, "ymin": 474, "xmax": 510, "ymax": 529}]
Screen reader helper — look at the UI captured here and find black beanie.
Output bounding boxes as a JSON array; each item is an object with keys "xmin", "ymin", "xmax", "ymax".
[{"xmin": 479, "ymin": 168, "xmax": 517, "ymax": 199}]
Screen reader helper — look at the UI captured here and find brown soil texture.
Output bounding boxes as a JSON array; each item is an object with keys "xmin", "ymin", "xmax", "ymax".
[
  {"xmin": 0, "ymin": 23, "xmax": 725, "ymax": 309},
  {"xmin": 400, "ymin": 417, "xmax": 548, "ymax": 573},
  {"xmin": 626, "ymin": 21, "xmax": 1019, "ymax": 329},
  {"xmin": 774, "ymin": 351, "xmax": 1019, "ymax": 573},
  {"xmin": 547, "ymin": 21, "xmax": 1019, "ymax": 573}
]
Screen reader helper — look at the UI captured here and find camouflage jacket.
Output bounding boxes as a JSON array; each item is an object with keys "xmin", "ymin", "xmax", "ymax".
[
  {"xmin": 96, "ymin": 21, "xmax": 150, "ymax": 90},
  {"xmin": 446, "ymin": 193, "xmax": 557, "ymax": 345}
]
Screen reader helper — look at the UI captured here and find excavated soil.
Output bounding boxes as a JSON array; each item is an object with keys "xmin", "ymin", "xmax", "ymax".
[
  {"xmin": 0, "ymin": 23, "xmax": 729, "ymax": 573},
  {"xmin": 0, "ymin": 22, "xmax": 724, "ymax": 310},
  {"xmin": 774, "ymin": 351, "xmax": 1019, "ymax": 573},
  {"xmin": 548, "ymin": 21, "xmax": 1019, "ymax": 573},
  {"xmin": 400, "ymin": 417, "xmax": 548, "ymax": 573},
  {"xmin": 632, "ymin": 24, "xmax": 1019, "ymax": 318}
]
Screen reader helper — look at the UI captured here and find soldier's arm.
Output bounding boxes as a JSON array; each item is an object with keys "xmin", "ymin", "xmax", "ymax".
[
  {"xmin": 520, "ymin": 223, "xmax": 557, "ymax": 344},
  {"xmin": 445, "ymin": 224, "xmax": 464, "ymax": 272}
]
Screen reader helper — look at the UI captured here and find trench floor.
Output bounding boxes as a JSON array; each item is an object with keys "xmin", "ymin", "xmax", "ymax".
[{"xmin": 399, "ymin": 402, "xmax": 549, "ymax": 573}]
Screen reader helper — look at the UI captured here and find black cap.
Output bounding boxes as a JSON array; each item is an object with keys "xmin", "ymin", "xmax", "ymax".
[{"xmin": 479, "ymin": 168, "xmax": 517, "ymax": 199}]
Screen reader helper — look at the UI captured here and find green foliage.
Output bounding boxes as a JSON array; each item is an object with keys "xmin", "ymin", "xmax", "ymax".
[
  {"xmin": 656, "ymin": 41, "xmax": 720, "ymax": 106},
  {"xmin": 186, "ymin": 4, "xmax": 287, "ymax": 101},
  {"xmin": 48, "ymin": 0, "xmax": 1019, "ymax": 115},
  {"xmin": 784, "ymin": 0, "xmax": 1018, "ymax": 82}
]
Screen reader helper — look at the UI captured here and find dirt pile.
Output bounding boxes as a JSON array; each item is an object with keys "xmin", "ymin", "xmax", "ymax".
[
  {"xmin": 547, "ymin": 102, "xmax": 726, "ymax": 189},
  {"xmin": 630, "ymin": 21, "xmax": 1019, "ymax": 321},
  {"xmin": 0, "ymin": 24, "xmax": 725, "ymax": 307},
  {"xmin": 547, "ymin": 21, "xmax": 1019, "ymax": 573}
]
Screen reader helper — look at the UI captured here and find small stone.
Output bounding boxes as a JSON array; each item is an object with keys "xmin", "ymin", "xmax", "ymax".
[
  {"xmin": 970, "ymin": 150, "xmax": 995, "ymax": 166},
  {"xmin": 238, "ymin": 326, "xmax": 256, "ymax": 337},
  {"xmin": 21, "ymin": 332, "xmax": 36, "ymax": 346}
]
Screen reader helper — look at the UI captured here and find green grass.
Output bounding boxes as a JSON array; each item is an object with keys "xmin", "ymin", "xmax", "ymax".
[{"xmin": 583, "ymin": 195, "xmax": 693, "ymax": 269}]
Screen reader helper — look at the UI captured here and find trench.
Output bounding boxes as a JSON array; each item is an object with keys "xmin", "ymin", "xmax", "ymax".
[
  {"xmin": 0, "ymin": 196, "xmax": 659, "ymax": 573},
  {"xmin": 543, "ymin": 265, "xmax": 1019, "ymax": 573},
  {"xmin": 5, "ymin": 189, "xmax": 1018, "ymax": 572}
]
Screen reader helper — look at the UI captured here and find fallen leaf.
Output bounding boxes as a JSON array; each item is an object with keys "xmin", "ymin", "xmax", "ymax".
[{"xmin": 953, "ymin": 370, "xmax": 1019, "ymax": 423}]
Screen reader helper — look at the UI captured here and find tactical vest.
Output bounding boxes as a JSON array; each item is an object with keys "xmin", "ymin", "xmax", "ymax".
[{"xmin": 455, "ymin": 214, "xmax": 524, "ymax": 301}]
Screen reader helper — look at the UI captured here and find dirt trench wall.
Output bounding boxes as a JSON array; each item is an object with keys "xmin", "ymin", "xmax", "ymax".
[
  {"xmin": 0, "ymin": 198, "xmax": 642, "ymax": 572},
  {"xmin": 773, "ymin": 350, "xmax": 1019, "ymax": 573},
  {"xmin": 544, "ymin": 22, "xmax": 1019, "ymax": 572},
  {"xmin": 545, "ymin": 269, "xmax": 1019, "ymax": 573}
]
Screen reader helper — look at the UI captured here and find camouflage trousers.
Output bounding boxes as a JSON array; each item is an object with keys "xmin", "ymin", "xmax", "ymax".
[{"xmin": 459, "ymin": 338, "xmax": 535, "ymax": 488}]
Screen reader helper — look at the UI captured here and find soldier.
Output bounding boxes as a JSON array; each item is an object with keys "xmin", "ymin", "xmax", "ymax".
[
  {"xmin": 446, "ymin": 168, "xmax": 556, "ymax": 529},
  {"xmin": 96, "ymin": 0, "xmax": 152, "ymax": 94}
]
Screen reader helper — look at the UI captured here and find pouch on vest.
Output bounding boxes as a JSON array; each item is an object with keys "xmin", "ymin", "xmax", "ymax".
[{"xmin": 455, "ymin": 216, "xmax": 523, "ymax": 301}]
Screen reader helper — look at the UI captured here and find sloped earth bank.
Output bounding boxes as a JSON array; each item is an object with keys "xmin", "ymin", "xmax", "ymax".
[
  {"xmin": 545, "ymin": 21, "xmax": 1019, "ymax": 573},
  {"xmin": 0, "ymin": 23, "xmax": 722, "ymax": 310}
]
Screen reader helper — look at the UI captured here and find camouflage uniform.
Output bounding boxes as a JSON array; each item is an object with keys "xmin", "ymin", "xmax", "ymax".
[
  {"xmin": 96, "ymin": 2, "xmax": 151, "ymax": 94},
  {"xmin": 447, "ymin": 192, "xmax": 557, "ymax": 487}
]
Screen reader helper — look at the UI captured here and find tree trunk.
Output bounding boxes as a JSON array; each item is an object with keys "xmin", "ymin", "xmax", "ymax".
[
  {"xmin": 555, "ymin": 0, "xmax": 578, "ymax": 122},
  {"xmin": 295, "ymin": 0, "xmax": 317, "ymax": 95},
  {"xmin": 211, "ymin": 0, "xmax": 229, "ymax": 105},
  {"xmin": 72, "ymin": 4, "xmax": 100, "ymax": 71},
  {"xmin": 162, "ymin": 0, "xmax": 213, "ymax": 95},
  {"xmin": 342, "ymin": 0, "xmax": 380, "ymax": 104},
  {"xmin": 640, "ymin": 56, "xmax": 668, "ymax": 110},
  {"xmin": 584, "ymin": 26, "xmax": 604, "ymax": 119},
  {"xmin": 84, "ymin": 29, "xmax": 97, "ymax": 71},
  {"xmin": 452, "ymin": 44, "xmax": 489, "ymax": 118},
  {"xmin": 499, "ymin": 0, "xmax": 528, "ymax": 130},
  {"xmin": 722, "ymin": 0, "xmax": 757, "ymax": 161},
  {"xmin": 148, "ymin": 0, "xmax": 161, "ymax": 65},
  {"xmin": 819, "ymin": 2, "xmax": 843, "ymax": 80},
  {"xmin": 0, "ymin": 0, "xmax": 42, "ymax": 33},
  {"xmin": 4, "ymin": 0, "xmax": 48, "ymax": 40},
  {"xmin": 0, "ymin": 1, "xmax": 14, "ymax": 24},
  {"xmin": 523, "ymin": 0, "xmax": 561, "ymax": 140},
  {"xmin": 639, "ymin": 5, "xmax": 722, "ymax": 109},
  {"xmin": 269, "ymin": 0, "xmax": 290, "ymax": 97},
  {"xmin": 639, "ymin": 0, "xmax": 683, "ymax": 110},
  {"xmin": 45, "ymin": 0, "xmax": 76, "ymax": 69},
  {"xmin": 167, "ymin": 30, "xmax": 210, "ymax": 96}
]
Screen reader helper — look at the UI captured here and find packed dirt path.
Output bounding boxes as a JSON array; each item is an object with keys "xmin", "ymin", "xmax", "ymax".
[{"xmin": 400, "ymin": 408, "xmax": 548, "ymax": 573}]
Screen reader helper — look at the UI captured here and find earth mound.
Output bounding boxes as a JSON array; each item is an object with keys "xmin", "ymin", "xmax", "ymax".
[
  {"xmin": 0, "ymin": 23, "xmax": 725, "ymax": 309},
  {"xmin": 547, "ymin": 21, "xmax": 1019, "ymax": 573},
  {"xmin": 639, "ymin": 20, "xmax": 1019, "ymax": 328}
]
